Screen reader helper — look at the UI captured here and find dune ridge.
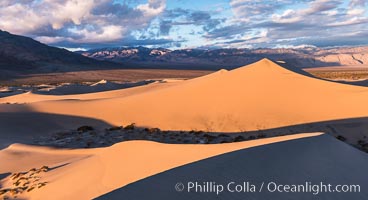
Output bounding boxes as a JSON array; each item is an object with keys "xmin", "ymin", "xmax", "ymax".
[{"xmin": 2, "ymin": 58, "xmax": 367, "ymax": 132}]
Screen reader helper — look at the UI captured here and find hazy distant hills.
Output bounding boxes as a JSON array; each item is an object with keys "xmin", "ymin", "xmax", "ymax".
[
  {"xmin": 81, "ymin": 46, "xmax": 368, "ymax": 69},
  {"xmin": 0, "ymin": 30, "xmax": 119, "ymax": 72}
]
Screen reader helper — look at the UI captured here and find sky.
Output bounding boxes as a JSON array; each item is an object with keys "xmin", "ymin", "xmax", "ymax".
[{"xmin": 0, "ymin": 0, "xmax": 367, "ymax": 50}]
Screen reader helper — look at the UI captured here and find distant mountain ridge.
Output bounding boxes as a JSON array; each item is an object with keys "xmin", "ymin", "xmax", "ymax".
[
  {"xmin": 80, "ymin": 46, "xmax": 368, "ymax": 69},
  {"xmin": 0, "ymin": 30, "xmax": 118, "ymax": 71},
  {"xmin": 1, "ymin": 29, "xmax": 367, "ymax": 72}
]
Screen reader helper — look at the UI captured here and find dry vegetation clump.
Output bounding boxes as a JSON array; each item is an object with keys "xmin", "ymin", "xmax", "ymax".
[
  {"xmin": 77, "ymin": 125, "xmax": 94, "ymax": 132},
  {"xmin": 107, "ymin": 126, "xmax": 123, "ymax": 131},
  {"xmin": 357, "ymin": 139, "xmax": 368, "ymax": 152},
  {"xmin": 0, "ymin": 166, "xmax": 49, "ymax": 199},
  {"xmin": 32, "ymin": 124, "xmax": 275, "ymax": 148},
  {"xmin": 219, "ymin": 134, "xmax": 230, "ymax": 138},
  {"xmin": 248, "ymin": 135, "xmax": 256, "ymax": 140},
  {"xmin": 145, "ymin": 128, "xmax": 161, "ymax": 134},
  {"xmin": 336, "ymin": 135, "xmax": 347, "ymax": 141},
  {"xmin": 203, "ymin": 134, "xmax": 216, "ymax": 143},
  {"xmin": 310, "ymin": 71, "xmax": 368, "ymax": 80},
  {"xmin": 234, "ymin": 136, "xmax": 246, "ymax": 142},
  {"xmin": 124, "ymin": 123, "xmax": 136, "ymax": 130}
]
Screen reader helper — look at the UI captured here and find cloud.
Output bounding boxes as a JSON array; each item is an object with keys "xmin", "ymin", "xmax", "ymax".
[
  {"xmin": 204, "ymin": 24, "xmax": 249, "ymax": 39},
  {"xmin": 159, "ymin": 20, "xmax": 172, "ymax": 35},
  {"xmin": 229, "ymin": 0, "xmax": 312, "ymax": 21},
  {"xmin": 137, "ymin": 0, "xmax": 166, "ymax": 17},
  {"xmin": 205, "ymin": 0, "xmax": 368, "ymax": 48},
  {"xmin": 158, "ymin": 8, "xmax": 224, "ymax": 36},
  {"xmin": 0, "ymin": 0, "xmax": 166, "ymax": 47},
  {"xmin": 271, "ymin": 9, "xmax": 301, "ymax": 23},
  {"xmin": 50, "ymin": 36, "xmax": 180, "ymax": 49},
  {"xmin": 0, "ymin": 0, "xmax": 367, "ymax": 49},
  {"xmin": 349, "ymin": 0, "xmax": 367, "ymax": 7}
]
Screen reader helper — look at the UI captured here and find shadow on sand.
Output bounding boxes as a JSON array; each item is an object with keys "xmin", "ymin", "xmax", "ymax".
[
  {"xmin": 0, "ymin": 112, "xmax": 112, "ymax": 150},
  {"xmin": 96, "ymin": 133, "xmax": 368, "ymax": 200}
]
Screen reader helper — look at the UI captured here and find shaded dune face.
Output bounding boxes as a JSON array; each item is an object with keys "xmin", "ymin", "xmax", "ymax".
[
  {"xmin": 0, "ymin": 112, "xmax": 112, "ymax": 149},
  {"xmin": 97, "ymin": 134, "xmax": 368, "ymax": 200},
  {"xmin": 15, "ymin": 58, "xmax": 368, "ymax": 132}
]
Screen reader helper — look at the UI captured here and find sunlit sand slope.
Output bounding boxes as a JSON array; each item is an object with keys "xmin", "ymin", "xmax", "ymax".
[
  {"xmin": 8, "ymin": 58, "xmax": 368, "ymax": 132},
  {"xmin": 0, "ymin": 133, "xmax": 321, "ymax": 200}
]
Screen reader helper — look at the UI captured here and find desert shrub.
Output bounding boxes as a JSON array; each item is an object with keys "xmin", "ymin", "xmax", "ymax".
[
  {"xmin": 203, "ymin": 134, "xmax": 216, "ymax": 142},
  {"xmin": 86, "ymin": 142, "xmax": 92, "ymax": 148},
  {"xmin": 191, "ymin": 130, "xmax": 203, "ymax": 135},
  {"xmin": 27, "ymin": 186, "xmax": 35, "ymax": 192},
  {"xmin": 234, "ymin": 136, "xmax": 245, "ymax": 142},
  {"xmin": 146, "ymin": 128, "xmax": 161, "ymax": 134},
  {"xmin": 257, "ymin": 134, "xmax": 266, "ymax": 139},
  {"xmin": 11, "ymin": 173, "xmax": 21, "ymax": 180},
  {"xmin": 9, "ymin": 188, "xmax": 18, "ymax": 195},
  {"xmin": 0, "ymin": 189, "xmax": 8, "ymax": 195},
  {"xmin": 124, "ymin": 123, "xmax": 136, "ymax": 130},
  {"xmin": 77, "ymin": 126, "xmax": 94, "ymax": 132},
  {"xmin": 37, "ymin": 182, "xmax": 47, "ymax": 188},
  {"xmin": 40, "ymin": 166, "xmax": 49, "ymax": 172},
  {"xmin": 336, "ymin": 135, "xmax": 346, "ymax": 141},
  {"xmin": 248, "ymin": 135, "xmax": 256, "ymax": 140},
  {"xmin": 108, "ymin": 126, "xmax": 123, "ymax": 131},
  {"xmin": 55, "ymin": 132, "xmax": 70, "ymax": 139},
  {"xmin": 219, "ymin": 134, "xmax": 230, "ymax": 137},
  {"xmin": 357, "ymin": 140, "xmax": 365, "ymax": 145},
  {"xmin": 89, "ymin": 131, "xmax": 97, "ymax": 136}
]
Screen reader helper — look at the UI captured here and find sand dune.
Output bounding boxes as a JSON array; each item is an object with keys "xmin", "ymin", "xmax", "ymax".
[
  {"xmin": 0, "ymin": 133, "xmax": 321, "ymax": 200},
  {"xmin": 1, "ymin": 59, "xmax": 368, "ymax": 199},
  {"xmin": 2, "ymin": 58, "xmax": 367, "ymax": 132},
  {"xmin": 0, "ymin": 80, "xmax": 182, "ymax": 104},
  {"xmin": 99, "ymin": 133, "xmax": 368, "ymax": 200}
]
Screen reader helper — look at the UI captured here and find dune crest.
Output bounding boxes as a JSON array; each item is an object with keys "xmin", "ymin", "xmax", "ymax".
[{"xmin": 5, "ymin": 58, "xmax": 364, "ymax": 132}]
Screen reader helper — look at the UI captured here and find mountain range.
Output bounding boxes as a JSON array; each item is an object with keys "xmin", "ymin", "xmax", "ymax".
[
  {"xmin": 0, "ymin": 30, "xmax": 119, "ymax": 73},
  {"xmin": 0, "ymin": 29, "xmax": 367, "ymax": 73},
  {"xmin": 80, "ymin": 46, "xmax": 368, "ymax": 69}
]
